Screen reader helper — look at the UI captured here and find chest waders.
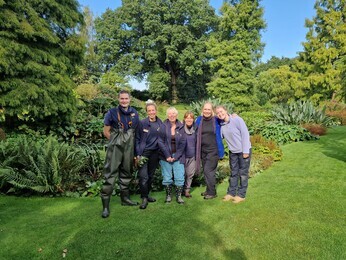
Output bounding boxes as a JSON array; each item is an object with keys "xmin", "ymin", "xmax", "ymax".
[{"xmin": 101, "ymin": 128, "xmax": 138, "ymax": 218}]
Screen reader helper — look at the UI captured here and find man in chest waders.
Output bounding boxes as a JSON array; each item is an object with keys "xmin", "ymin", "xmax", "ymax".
[{"xmin": 101, "ymin": 89, "xmax": 140, "ymax": 218}]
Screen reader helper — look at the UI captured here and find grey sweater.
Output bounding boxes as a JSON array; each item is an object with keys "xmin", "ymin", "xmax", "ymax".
[{"xmin": 220, "ymin": 115, "xmax": 251, "ymax": 154}]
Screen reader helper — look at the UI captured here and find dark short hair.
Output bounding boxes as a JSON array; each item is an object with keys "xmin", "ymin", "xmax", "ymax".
[{"xmin": 118, "ymin": 89, "xmax": 131, "ymax": 98}]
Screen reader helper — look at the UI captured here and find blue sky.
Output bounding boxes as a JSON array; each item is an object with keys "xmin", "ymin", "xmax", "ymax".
[{"xmin": 78, "ymin": 0, "xmax": 316, "ymax": 89}]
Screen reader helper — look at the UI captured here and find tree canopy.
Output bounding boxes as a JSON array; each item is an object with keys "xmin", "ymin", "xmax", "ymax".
[
  {"xmin": 0, "ymin": 0, "xmax": 85, "ymax": 128},
  {"xmin": 95, "ymin": 0, "xmax": 217, "ymax": 103}
]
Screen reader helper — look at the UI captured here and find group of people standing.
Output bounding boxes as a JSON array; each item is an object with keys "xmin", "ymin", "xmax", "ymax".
[{"xmin": 100, "ymin": 90, "xmax": 252, "ymax": 218}]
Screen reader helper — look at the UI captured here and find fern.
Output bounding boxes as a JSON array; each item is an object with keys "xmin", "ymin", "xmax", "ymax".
[{"xmin": 0, "ymin": 135, "xmax": 90, "ymax": 195}]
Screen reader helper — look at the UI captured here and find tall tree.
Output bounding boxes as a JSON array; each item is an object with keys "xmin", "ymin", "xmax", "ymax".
[
  {"xmin": 206, "ymin": 0, "xmax": 266, "ymax": 110},
  {"xmin": 0, "ymin": 0, "xmax": 85, "ymax": 129},
  {"xmin": 297, "ymin": 0, "xmax": 346, "ymax": 103},
  {"xmin": 94, "ymin": 0, "xmax": 217, "ymax": 103},
  {"xmin": 74, "ymin": 6, "xmax": 101, "ymax": 85}
]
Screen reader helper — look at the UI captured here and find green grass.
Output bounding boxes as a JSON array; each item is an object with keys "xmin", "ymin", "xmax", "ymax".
[{"xmin": 1, "ymin": 127, "xmax": 345, "ymax": 259}]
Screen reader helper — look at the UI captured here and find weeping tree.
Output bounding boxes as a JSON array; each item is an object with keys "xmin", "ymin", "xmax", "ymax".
[
  {"xmin": 94, "ymin": 0, "xmax": 217, "ymax": 103},
  {"xmin": 0, "ymin": 0, "xmax": 85, "ymax": 130}
]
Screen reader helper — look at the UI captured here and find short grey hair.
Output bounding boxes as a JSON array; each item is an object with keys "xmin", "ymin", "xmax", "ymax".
[{"xmin": 166, "ymin": 107, "xmax": 178, "ymax": 116}]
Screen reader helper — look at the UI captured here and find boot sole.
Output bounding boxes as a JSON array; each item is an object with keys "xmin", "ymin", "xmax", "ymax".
[{"xmin": 121, "ymin": 202, "xmax": 139, "ymax": 206}]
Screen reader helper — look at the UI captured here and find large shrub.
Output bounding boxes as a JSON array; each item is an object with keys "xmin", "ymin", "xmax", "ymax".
[
  {"xmin": 323, "ymin": 101, "xmax": 346, "ymax": 125},
  {"xmin": 241, "ymin": 110, "xmax": 272, "ymax": 135}
]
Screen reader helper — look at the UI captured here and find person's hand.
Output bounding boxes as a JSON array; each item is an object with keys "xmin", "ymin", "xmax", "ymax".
[
  {"xmin": 243, "ymin": 153, "xmax": 249, "ymax": 159},
  {"xmin": 134, "ymin": 156, "xmax": 139, "ymax": 168}
]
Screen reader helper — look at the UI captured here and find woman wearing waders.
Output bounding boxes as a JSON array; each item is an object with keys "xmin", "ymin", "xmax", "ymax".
[
  {"xmin": 135, "ymin": 101, "xmax": 163, "ymax": 209},
  {"xmin": 101, "ymin": 90, "xmax": 140, "ymax": 218},
  {"xmin": 158, "ymin": 107, "xmax": 187, "ymax": 204}
]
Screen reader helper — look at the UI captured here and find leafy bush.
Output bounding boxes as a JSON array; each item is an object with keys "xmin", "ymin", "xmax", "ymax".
[
  {"xmin": 82, "ymin": 180, "xmax": 104, "ymax": 197},
  {"xmin": 323, "ymin": 101, "xmax": 346, "ymax": 125},
  {"xmin": 272, "ymin": 100, "xmax": 335, "ymax": 127},
  {"xmin": 261, "ymin": 123, "xmax": 318, "ymax": 144},
  {"xmin": 241, "ymin": 111, "xmax": 272, "ymax": 135},
  {"xmin": 75, "ymin": 84, "xmax": 99, "ymax": 100}
]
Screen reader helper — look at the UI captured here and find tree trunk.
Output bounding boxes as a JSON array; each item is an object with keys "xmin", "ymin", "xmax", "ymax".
[{"xmin": 169, "ymin": 64, "xmax": 178, "ymax": 104}]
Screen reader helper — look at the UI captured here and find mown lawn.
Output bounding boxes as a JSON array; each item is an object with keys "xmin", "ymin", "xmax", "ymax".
[{"xmin": 0, "ymin": 126, "xmax": 345, "ymax": 260}]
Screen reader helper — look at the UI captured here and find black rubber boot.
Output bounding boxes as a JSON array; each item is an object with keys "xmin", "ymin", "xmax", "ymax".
[
  {"xmin": 139, "ymin": 198, "xmax": 148, "ymax": 209},
  {"xmin": 175, "ymin": 186, "xmax": 185, "ymax": 204},
  {"xmin": 101, "ymin": 197, "xmax": 110, "ymax": 218},
  {"xmin": 147, "ymin": 196, "xmax": 156, "ymax": 203},
  {"xmin": 165, "ymin": 185, "xmax": 172, "ymax": 203},
  {"xmin": 121, "ymin": 190, "xmax": 139, "ymax": 206}
]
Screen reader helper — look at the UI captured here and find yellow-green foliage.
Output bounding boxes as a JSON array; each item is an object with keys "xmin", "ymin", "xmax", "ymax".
[{"xmin": 75, "ymin": 84, "xmax": 99, "ymax": 101}]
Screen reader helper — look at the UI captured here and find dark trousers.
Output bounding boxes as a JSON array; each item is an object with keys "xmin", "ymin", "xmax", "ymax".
[
  {"xmin": 101, "ymin": 129, "xmax": 135, "ymax": 197},
  {"xmin": 201, "ymin": 150, "xmax": 219, "ymax": 196},
  {"xmin": 139, "ymin": 150, "xmax": 159, "ymax": 198},
  {"xmin": 228, "ymin": 150, "xmax": 251, "ymax": 198}
]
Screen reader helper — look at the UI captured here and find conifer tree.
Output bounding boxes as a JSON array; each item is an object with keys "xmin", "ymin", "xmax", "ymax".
[
  {"xmin": 0, "ymin": 0, "xmax": 85, "ymax": 129},
  {"xmin": 297, "ymin": 0, "xmax": 346, "ymax": 103},
  {"xmin": 206, "ymin": 0, "xmax": 265, "ymax": 110}
]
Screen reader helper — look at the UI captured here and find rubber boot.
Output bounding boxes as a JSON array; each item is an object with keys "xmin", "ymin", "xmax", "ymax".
[
  {"xmin": 139, "ymin": 197, "xmax": 148, "ymax": 209},
  {"xmin": 147, "ymin": 196, "xmax": 156, "ymax": 203},
  {"xmin": 120, "ymin": 190, "xmax": 139, "ymax": 206},
  {"xmin": 165, "ymin": 185, "xmax": 172, "ymax": 203},
  {"xmin": 101, "ymin": 197, "xmax": 110, "ymax": 218},
  {"xmin": 176, "ymin": 186, "xmax": 185, "ymax": 204}
]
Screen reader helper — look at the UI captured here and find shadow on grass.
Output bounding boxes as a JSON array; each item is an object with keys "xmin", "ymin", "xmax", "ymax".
[
  {"xmin": 225, "ymin": 248, "xmax": 247, "ymax": 259},
  {"xmin": 64, "ymin": 192, "xmax": 247, "ymax": 259},
  {"xmin": 319, "ymin": 126, "xmax": 346, "ymax": 162},
  {"xmin": 0, "ymin": 189, "xmax": 248, "ymax": 259}
]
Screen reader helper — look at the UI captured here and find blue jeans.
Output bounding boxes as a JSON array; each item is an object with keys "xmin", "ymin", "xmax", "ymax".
[
  {"xmin": 160, "ymin": 160, "xmax": 185, "ymax": 186},
  {"xmin": 227, "ymin": 150, "xmax": 251, "ymax": 198}
]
